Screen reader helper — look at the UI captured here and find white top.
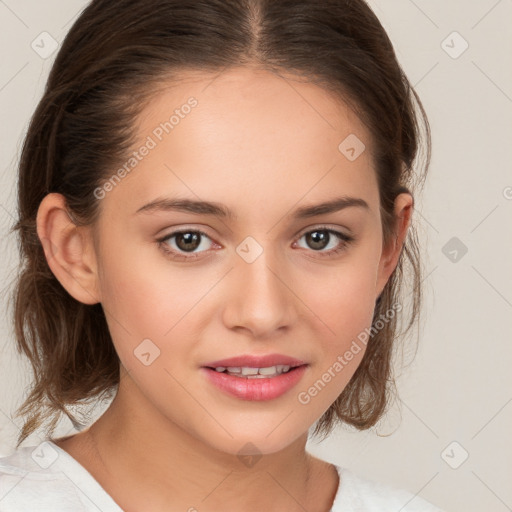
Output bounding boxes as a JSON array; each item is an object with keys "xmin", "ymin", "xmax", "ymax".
[{"xmin": 0, "ymin": 440, "xmax": 445, "ymax": 511}]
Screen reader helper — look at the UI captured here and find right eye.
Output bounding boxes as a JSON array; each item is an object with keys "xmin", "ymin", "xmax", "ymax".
[{"xmin": 156, "ymin": 229, "xmax": 218, "ymax": 261}]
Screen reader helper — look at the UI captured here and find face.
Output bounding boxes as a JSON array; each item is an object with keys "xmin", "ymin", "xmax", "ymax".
[{"xmin": 41, "ymin": 66, "xmax": 410, "ymax": 457}]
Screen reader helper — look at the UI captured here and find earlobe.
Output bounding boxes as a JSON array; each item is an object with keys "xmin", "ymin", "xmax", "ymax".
[
  {"xmin": 36, "ymin": 193, "xmax": 100, "ymax": 305},
  {"xmin": 375, "ymin": 193, "xmax": 414, "ymax": 301}
]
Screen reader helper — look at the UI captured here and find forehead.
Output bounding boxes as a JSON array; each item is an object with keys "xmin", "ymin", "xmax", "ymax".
[
  {"xmin": 137, "ymin": 66, "xmax": 372, "ymax": 150},
  {"xmin": 100, "ymin": 66, "xmax": 379, "ymax": 220}
]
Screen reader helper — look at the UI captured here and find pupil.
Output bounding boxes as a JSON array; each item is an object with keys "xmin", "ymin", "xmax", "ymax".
[
  {"xmin": 176, "ymin": 232, "xmax": 200, "ymax": 252},
  {"xmin": 307, "ymin": 230, "xmax": 329, "ymax": 250}
]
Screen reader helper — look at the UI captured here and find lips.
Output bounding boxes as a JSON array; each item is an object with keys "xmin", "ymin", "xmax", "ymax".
[
  {"xmin": 201, "ymin": 353, "xmax": 309, "ymax": 400},
  {"xmin": 202, "ymin": 353, "xmax": 307, "ymax": 369}
]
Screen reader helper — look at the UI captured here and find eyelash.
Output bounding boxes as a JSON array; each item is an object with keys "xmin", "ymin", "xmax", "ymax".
[{"xmin": 156, "ymin": 226, "xmax": 355, "ymax": 262}]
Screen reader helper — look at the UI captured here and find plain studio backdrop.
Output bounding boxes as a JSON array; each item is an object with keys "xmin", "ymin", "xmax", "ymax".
[{"xmin": 0, "ymin": 1, "xmax": 511, "ymax": 511}]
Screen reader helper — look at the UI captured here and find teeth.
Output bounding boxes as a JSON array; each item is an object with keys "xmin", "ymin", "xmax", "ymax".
[
  {"xmin": 258, "ymin": 365, "xmax": 290, "ymax": 375},
  {"xmin": 241, "ymin": 367, "xmax": 259, "ymax": 376},
  {"xmin": 214, "ymin": 365, "xmax": 292, "ymax": 378}
]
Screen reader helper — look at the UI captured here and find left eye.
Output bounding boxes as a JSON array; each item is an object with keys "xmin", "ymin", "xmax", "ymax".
[{"xmin": 294, "ymin": 227, "xmax": 354, "ymax": 256}]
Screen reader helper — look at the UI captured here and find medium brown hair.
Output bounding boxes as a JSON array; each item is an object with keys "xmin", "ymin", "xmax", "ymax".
[{"xmin": 8, "ymin": 0, "xmax": 431, "ymax": 448}]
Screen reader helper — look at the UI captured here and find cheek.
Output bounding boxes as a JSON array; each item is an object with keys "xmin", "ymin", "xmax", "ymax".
[
  {"xmin": 296, "ymin": 268, "xmax": 377, "ymax": 411},
  {"xmin": 304, "ymin": 262, "xmax": 379, "ymax": 343},
  {"xmin": 297, "ymin": 255, "xmax": 380, "ymax": 404},
  {"xmin": 95, "ymin": 238, "xmax": 228, "ymax": 381},
  {"xmin": 96, "ymin": 234, "xmax": 211, "ymax": 334},
  {"xmin": 299, "ymin": 228, "xmax": 382, "ymax": 331}
]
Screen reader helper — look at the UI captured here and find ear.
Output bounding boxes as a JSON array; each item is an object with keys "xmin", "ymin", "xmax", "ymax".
[
  {"xmin": 375, "ymin": 192, "xmax": 414, "ymax": 301},
  {"xmin": 36, "ymin": 192, "xmax": 101, "ymax": 305}
]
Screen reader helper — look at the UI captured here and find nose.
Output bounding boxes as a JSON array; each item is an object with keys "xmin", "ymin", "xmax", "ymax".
[{"xmin": 222, "ymin": 247, "xmax": 296, "ymax": 338}]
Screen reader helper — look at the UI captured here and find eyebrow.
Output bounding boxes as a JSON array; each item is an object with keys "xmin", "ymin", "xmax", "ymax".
[{"xmin": 134, "ymin": 195, "xmax": 370, "ymax": 219}]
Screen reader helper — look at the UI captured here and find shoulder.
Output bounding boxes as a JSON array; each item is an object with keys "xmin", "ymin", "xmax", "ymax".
[
  {"xmin": 331, "ymin": 465, "xmax": 446, "ymax": 512},
  {"xmin": 0, "ymin": 441, "xmax": 88, "ymax": 511}
]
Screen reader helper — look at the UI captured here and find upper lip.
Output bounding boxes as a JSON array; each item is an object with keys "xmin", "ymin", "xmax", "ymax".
[{"xmin": 203, "ymin": 353, "xmax": 307, "ymax": 369}]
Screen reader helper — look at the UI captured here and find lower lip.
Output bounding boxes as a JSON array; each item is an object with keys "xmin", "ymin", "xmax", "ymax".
[{"xmin": 201, "ymin": 365, "xmax": 308, "ymax": 401}]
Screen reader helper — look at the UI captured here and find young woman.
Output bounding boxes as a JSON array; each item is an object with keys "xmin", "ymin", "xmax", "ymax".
[{"xmin": 1, "ymin": 1, "xmax": 443, "ymax": 510}]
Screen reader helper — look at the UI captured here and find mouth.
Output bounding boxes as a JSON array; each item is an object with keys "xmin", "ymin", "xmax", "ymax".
[
  {"xmin": 202, "ymin": 353, "xmax": 307, "ymax": 372},
  {"xmin": 204, "ymin": 364, "xmax": 305, "ymax": 379},
  {"xmin": 200, "ymin": 356, "xmax": 309, "ymax": 401}
]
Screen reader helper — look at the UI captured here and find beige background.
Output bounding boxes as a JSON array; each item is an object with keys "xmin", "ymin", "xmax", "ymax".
[{"xmin": 1, "ymin": 1, "xmax": 511, "ymax": 511}]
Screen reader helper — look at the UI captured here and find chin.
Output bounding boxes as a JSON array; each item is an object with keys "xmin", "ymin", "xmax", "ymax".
[{"xmin": 194, "ymin": 422, "xmax": 309, "ymax": 460}]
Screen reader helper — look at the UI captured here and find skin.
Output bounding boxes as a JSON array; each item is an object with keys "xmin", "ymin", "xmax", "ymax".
[{"xmin": 37, "ymin": 66, "xmax": 413, "ymax": 512}]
